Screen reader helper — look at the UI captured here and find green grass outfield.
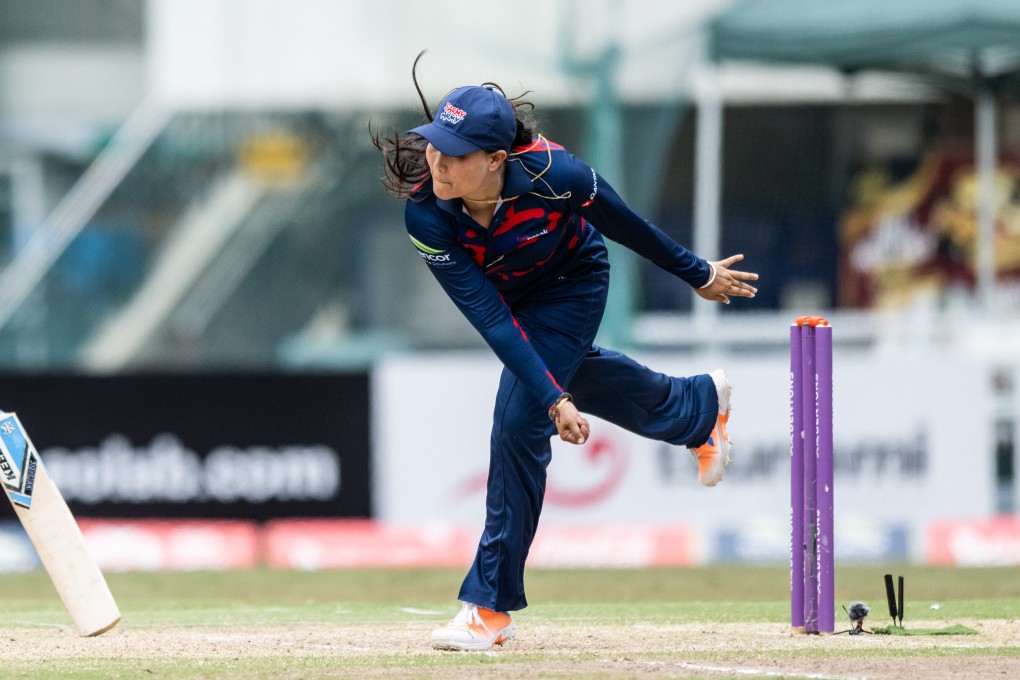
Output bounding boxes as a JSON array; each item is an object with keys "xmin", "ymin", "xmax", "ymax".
[{"xmin": 0, "ymin": 565, "xmax": 1017, "ymax": 679}]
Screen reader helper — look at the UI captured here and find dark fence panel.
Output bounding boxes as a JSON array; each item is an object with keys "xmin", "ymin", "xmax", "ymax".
[{"xmin": 0, "ymin": 372, "xmax": 370, "ymax": 519}]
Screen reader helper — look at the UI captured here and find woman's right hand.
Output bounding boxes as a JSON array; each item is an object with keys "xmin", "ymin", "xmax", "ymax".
[{"xmin": 553, "ymin": 399, "xmax": 590, "ymax": 445}]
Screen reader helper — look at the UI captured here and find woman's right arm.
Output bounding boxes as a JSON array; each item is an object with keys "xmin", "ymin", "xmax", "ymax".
[{"xmin": 405, "ymin": 204, "xmax": 566, "ymax": 411}]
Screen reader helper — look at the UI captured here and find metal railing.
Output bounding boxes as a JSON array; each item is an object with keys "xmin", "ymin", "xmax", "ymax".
[{"xmin": 0, "ymin": 96, "xmax": 171, "ymax": 333}]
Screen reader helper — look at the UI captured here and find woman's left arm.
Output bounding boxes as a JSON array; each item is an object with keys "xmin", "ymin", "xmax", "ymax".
[{"xmin": 572, "ymin": 159, "xmax": 757, "ymax": 296}]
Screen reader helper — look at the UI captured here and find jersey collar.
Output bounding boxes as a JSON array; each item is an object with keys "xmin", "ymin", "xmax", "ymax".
[{"xmin": 502, "ymin": 157, "xmax": 534, "ymax": 198}]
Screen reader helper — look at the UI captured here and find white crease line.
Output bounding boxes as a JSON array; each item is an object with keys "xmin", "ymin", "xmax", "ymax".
[{"xmin": 679, "ymin": 661, "xmax": 860, "ymax": 680}]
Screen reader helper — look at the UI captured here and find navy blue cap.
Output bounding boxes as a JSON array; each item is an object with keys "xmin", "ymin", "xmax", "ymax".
[{"xmin": 410, "ymin": 86, "xmax": 516, "ymax": 157}]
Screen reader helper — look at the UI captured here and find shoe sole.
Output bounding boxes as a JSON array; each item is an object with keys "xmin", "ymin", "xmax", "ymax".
[
  {"xmin": 699, "ymin": 418, "xmax": 731, "ymax": 487},
  {"xmin": 700, "ymin": 370, "xmax": 733, "ymax": 487},
  {"xmin": 709, "ymin": 369, "xmax": 731, "ymax": 415},
  {"xmin": 431, "ymin": 622, "xmax": 517, "ymax": 651}
]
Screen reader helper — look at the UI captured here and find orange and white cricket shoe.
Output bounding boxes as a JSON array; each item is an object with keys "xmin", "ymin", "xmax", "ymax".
[
  {"xmin": 688, "ymin": 369, "xmax": 732, "ymax": 487},
  {"xmin": 431, "ymin": 602, "xmax": 516, "ymax": 651}
]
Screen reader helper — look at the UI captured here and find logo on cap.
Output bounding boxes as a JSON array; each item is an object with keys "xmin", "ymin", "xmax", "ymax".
[{"xmin": 440, "ymin": 101, "xmax": 467, "ymax": 126}]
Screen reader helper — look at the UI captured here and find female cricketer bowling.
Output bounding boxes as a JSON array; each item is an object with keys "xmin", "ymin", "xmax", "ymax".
[{"xmin": 373, "ymin": 63, "xmax": 759, "ymax": 651}]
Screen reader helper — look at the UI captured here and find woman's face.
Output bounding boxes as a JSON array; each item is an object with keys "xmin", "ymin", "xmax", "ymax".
[{"xmin": 425, "ymin": 144, "xmax": 504, "ymax": 201}]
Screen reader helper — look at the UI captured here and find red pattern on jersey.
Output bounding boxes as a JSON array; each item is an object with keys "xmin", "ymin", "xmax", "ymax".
[{"xmin": 493, "ymin": 203, "xmax": 545, "ymax": 236}]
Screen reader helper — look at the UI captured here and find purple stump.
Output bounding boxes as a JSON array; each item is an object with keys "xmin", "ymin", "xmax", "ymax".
[
  {"xmin": 815, "ymin": 324, "xmax": 835, "ymax": 633},
  {"xmin": 801, "ymin": 324, "xmax": 818, "ymax": 632},
  {"xmin": 790, "ymin": 324, "xmax": 804, "ymax": 631}
]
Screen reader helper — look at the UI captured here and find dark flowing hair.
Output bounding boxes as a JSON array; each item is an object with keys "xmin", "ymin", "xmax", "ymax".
[{"xmin": 371, "ymin": 51, "xmax": 538, "ymax": 200}]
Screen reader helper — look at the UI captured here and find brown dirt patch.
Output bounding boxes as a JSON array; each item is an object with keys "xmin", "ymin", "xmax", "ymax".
[{"xmin": 0, "ymin": 619, "xmax": 1016, "ymax": 678}]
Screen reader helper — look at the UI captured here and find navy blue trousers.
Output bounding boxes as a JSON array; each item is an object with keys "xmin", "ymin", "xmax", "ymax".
[{"xmin": 457, "ymin": 266, "xmax": 719, "ymax": 613}]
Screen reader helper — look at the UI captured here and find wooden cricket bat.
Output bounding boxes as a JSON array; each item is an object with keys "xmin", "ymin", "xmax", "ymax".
[{"xmin": 0, "ymin": 411, "xmax": 121, "ymax": 636}]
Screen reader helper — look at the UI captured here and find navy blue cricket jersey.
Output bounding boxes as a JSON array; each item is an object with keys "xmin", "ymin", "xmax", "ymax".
[{"xmin": 405, "ymin": 137, "xmax": 711, "ymax": 409}]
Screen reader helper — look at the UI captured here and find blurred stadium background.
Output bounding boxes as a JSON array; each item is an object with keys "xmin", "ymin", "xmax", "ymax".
[{"xmin": 0, "ymin": 0, "xmax": 1017, "ymax": 574}]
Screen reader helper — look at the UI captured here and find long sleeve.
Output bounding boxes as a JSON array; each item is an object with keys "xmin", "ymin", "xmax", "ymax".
[
  {"xmin": 564, "ymin": 156, "xmax": 712, "ymax": 287},
  {"xmin": 405, "ymin": 201, "xmax": 564, "ymax": 409}
]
